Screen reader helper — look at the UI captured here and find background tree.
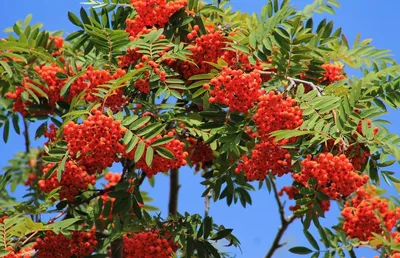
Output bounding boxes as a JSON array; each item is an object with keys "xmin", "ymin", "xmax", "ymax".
[{"xmin": 1, "ymin": 0, "xmax": 400, "ymax": 257}]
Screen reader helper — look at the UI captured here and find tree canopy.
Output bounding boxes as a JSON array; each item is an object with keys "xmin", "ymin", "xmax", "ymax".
[{"xmin": 1, "ymin": 0, "xmax": 400, "ymax": 257}]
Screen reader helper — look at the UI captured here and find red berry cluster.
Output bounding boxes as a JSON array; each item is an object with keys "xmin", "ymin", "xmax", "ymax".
[
  {"xmin": 235, "ymin": 139, "xmax": 292, "ymax": 181},
  {"xmin": 69, "ymin": 66, "xmax": 127, "ymax": 112},
  {"xmin": 186, "ymin": 138, "xmax": 214, "ymax": 171},
  {"xmin": 293, "ymin": 153, "xmax": 369, "ymax": 200},
  {"xmin": 235, "ymin": 91, "xmax": 304, "ymax": 181},
  {"xmin": 125, "ymin": 0, "xmax": 187, "ymax": 39},
  {"xmin": 186, "ymin": 25, "xmax": 200, "ymax": 40},
  {"xmin": 5, "ymin": 64, "xmax": 65, "ymax": 116},
  {"xmin": 6, "ymin": 65, "xmax": 127, "ymax": 116},
  {"xmin": 207, "ymin": 67, "xmax": 264, "ymax": 113},
  {"xmin": 169, "ymin": 30, "xmax": 225, "ymax": 79},
  {"xmin": 254, "ymin": 91, "xmax": 303, "ymax": 141},
  {"xmin": 125, "ymin": 132, "xmax": 188, "ymax": 178},
  {"xmin": 321, "ymin": 63, "xmax": 345, "ymax": 83},
  {"xmin": 132, "ymin": 58, "xmax": 167, "ymax": 94},
  {"xmin": 341, "ymin": 187, "xmax": 400, "ymax": 241},
  {"xmin": 63, "ymin": 110, "xmax": 127, "ymax": 174},
  {"xmin": 4, "ymin": 245, "xmax": 35, "ymax": 258},
  {"xmin": 123, "ymin": 230, "xmax": 177, "ymax": 258},
  {"xmin": 48, "ymin": 36, "xmax": 64, "ymax": 57},
  {"xmin": 39, "ymin": 161, "xmax": 96, "ymax": 201},
  {"xmin": 104, "ymin": 172, "xmax": 122, "ymax": 189},
  {"xmin": 134, "ymin": 78, "xmax": 151, "ymax": 94},
  {"xmin": 35, "ymin": 227, "xmax": 97, "ymax": 258}
]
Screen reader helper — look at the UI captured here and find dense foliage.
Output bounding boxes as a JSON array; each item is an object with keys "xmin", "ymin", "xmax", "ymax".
[{"xmin": 1, "ymin": 0, "xmax": 400, "ymax": 257}]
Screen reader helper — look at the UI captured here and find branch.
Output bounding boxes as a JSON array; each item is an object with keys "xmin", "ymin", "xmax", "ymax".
[
  {"xmin": 23, "ymin": 119, "xmax": 30, "ymax": 153},
  {"xmin": 265, "ymin": 179, "xmax": 297, "ymax": 258},
  {"xmin": 258, "ymin": 70, "xmax": 324, "ymax": 96},
  {"xmin": 168, "ymin": 169, "xmax": 180, "ymax": 215},
  {"xmin": 72, "ymin": 186, "xmax": 115, "ymax": 207},
  {"xmin": 135, "ymin": 171, "xmax": 147, "ymax": 188}
]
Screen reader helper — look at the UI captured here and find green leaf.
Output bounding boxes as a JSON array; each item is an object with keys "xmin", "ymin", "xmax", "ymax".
[
  {"xmin": 129, "ymin": 116, "xmax": 151, "ymax": 130},
  {"xmin": 192, "ymin": 87, "xmax": 207, "ymax": 99},
  {"xmin": 188, "ymin": 80, "xmax": 210, "ymax": 89},
  {"xmin": 185, "ymin": 237, "xmax": 194, "ymax": 258},
  {"xmin": 134, "ymin": 141, "xmax": 145, "ymax": 162},
  {"xmin": 145, "ymin": 146, "xmax": 154, "ymax": 166},
  {"xmin": 289, "ymin": 246, "xmax": 313, "ymax": 255},
  {"xmin": 203, "ymin": 216, "xmax": 212, "ymax": 239},
  {"xmin": 304, "ymin": 229, "xmax": 319, "ymax": 250},
  {"xmin": 150, "ymin": 136, "xmax": 174, "ymax": 147},
  {"xmin": 155, "ymin": 147, "xmax": 174, "ymax": 159},
  {"xmin": 3, "ymin": 120, "xmax": 9, "ymax": 143},
  {"xmin": 270, "ymin": 130, "xmax": 313, "ymax": 141},
  {"xmin": 60, "ymin": 73, "xmax": 81, "ymax": 97},
  {"xmin": 58, "ymin": 154, "xmax": 68, "ymax": 182},
  {"xmin": 211, "ymin": 228, "xmax": 233, "ymax": 241},
  {"xmin": 0, "ymin": 61, "xmax": 12, "ymax": 78},
  {"xmin": 56, "ymin": 72, "xmax": 68, "ymax": 80},
  {"xmin": 188, "ymin": 73, "xmax": 215, "ymax": 81},
  {"xmin": 123, "ymin": 130, "xmax": 133, "ymax": 145},
  {"xmin": 68, "ymin": 12, "xmax": 83, "ymax": 28}
]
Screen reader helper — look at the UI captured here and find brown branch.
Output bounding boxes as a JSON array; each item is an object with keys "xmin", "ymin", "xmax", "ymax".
[
  {"xmin": 168, "ymin": 169, "xmax": 180, "ymax": 215},
  {"xmin": 72, "ymin": 186, "xmax": 115, "ymax": 207},
  {"xmin": 48, "ymin": 210, "xmax": 68, "ymax": 224},
  {"xmin": 23, "ymin": 119, "xmax": 30, "ymax": 153},
  {"xmin": 265, "ymin": 179, "xmax": 297, "ymax": 258}
]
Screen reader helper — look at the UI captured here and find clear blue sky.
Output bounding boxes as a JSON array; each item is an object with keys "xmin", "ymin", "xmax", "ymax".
[{"xmin": 1, "ymin": 1, "xmax": 400, "ymax": 257}]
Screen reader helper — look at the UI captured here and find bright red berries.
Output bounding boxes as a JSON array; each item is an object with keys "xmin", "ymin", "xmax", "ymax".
[
  {"xmin": 293, "ymin": 153, "xmax": 369, "ymax": 200},
  {"xmin": 208, "ymin": 67, "xmax": 264, "ymax": 113},
  {"xmin": 104, "ymin": 172, "xmax": 122, "ymax": 189},
  {"xmin": 3, "ymin": 246, "xmax": 34, "ymax": 258},
  {"xmin": 123, "ymin": 230, "xmax": 177, "ymax": 258},
  {"xmin": 341, "ymin": 187, "xmax": 400, "ymax": 241},
  {"xmin": 254, "ymin": 91, "xmax": 303, "ymax": 141},
  {"xmin": 235, "ymin": 140, "xmax": 292, "ymax": 181},
  {"xmin": 6, "ymin": 65, "xmax": 127, "ymax": 116},
  {"xmin": 125, "ymin": 0, "xmax": 187, "ymax": 39},
  {"xmin": 186, "ymin": 138, "xmax": 214, "ymax": 171},
  {"xmin": 63, "ymin": 110, "xmax": 127, "ymax": 174},
  {"xmin": 321, "ymin": 63, "xmax": 345, "ymax": 83},
  {"xmin": 35, "ymin": 227, "xmax": 97, "ymax": 258},
  {"xmin": 39, "ymin": 161, "xmax": 96, "ymax": 201}
]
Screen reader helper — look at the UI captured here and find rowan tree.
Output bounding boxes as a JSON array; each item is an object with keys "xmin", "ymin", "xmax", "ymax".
[{"xmin": 0, "ymin": 0, "xmax": 400, "ymax": 257}]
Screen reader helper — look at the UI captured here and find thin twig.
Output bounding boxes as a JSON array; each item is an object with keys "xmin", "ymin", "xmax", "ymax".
[
  {"xmin": 72, "ymin": 186, "xmax": 115, "ymax": 207},
  {"xmin": 265, "ymin": 179, "xmax": 297, "ymax": 258},
  {"xmin": 48, "ymin": 210, "xmax": 68, "ymax": 224}
]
